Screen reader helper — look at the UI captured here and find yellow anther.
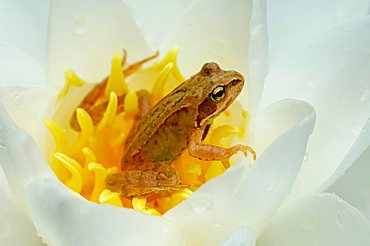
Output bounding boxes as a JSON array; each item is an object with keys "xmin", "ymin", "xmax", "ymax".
[
  {"xmin": 187, "ymin": 163, "xmax": 201, "ymax": 176},
  {"xmin": 178, "ymin": 188, "xmax": 193, "ymax": 199},
  {"xmin": 57, "ymin": 68, "xmax": 86, "ymax": 100},
  {"xmin": 238, "ymin": 111, "xmax": 249, "ymax": 139},
  {"xmin": 53, "ymin": 153, "xmax": 83, "ymax": 193},
  {"xmin": 81, "ymin": 147, "xmax": 96, "ymax": 166},
  {"xmin": 99, "ymin": 189, "xmax": 123, "ymax": 207},
  {"xmin": 76, "ymin": 108, "xmax": 94, "ymax": 137},
  {"xmin": 132, "ymin": 197, "xmax": 147, "ymax": 211},
  {"xmin": 123, "ymin": 90, "xmax": 138, "ymax": 117},
  {"xmin": 44, "ymin": 120, "xmax": 68, "ymax": 152},
  {"xmin": 88, "ymin": 162, "xmax": 108, "ymax": 202},
  {"xmin": 205, "ymin": 161, "xmax": 225, "ymax": 181},
  {"xmin": 111, "ymin": 133, "xmax": 126, "ymax": 148},
  {"xmin": 105, "ymin": 52, "xmax": 128, "ymax": 96},
  {"xmin": 152, "ymin": 63, "xmax": 174, "ymax": 103},
  {"xmin": 143, "ymin": 208, "xmax": 162, "ymax": 216},
  {"xmin": 210, "ymin": 124, "xmax": 240, "ymax": 146},
  {"xmin": 98, "ymin": 92, "xmax": 118, "ymax": 130}
]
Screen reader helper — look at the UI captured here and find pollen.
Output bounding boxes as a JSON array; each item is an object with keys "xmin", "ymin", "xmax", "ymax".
[{"xmin": 46, "ymin": 49, "xmax": 251, "ymax": 216}]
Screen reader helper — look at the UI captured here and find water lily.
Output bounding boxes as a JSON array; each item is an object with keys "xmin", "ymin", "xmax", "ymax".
[{"xmin": 0, "ymin": 0, "xmax": 369, "ymax": 246}]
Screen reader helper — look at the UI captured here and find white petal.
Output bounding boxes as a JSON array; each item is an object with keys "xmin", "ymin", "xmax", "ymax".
[
  {"xmin": 0, "ymin": 47, "xmax": 45, "ymax": 86},
  {"xmin": 164, "ymin": 161, "xmax": 246, "ymax": 245},
  {"xmin": 267, "ymin": 0, "xmax": 369, "ymax": 63},
  {"xmin": 165, "ymin": 99, "xmax": 315, "ymax": 244},
  {"xmin": 125, "ymin": 0, "xmax": 190, "ymax": 48},
  {"xmin": 0, "ymin": 86, "xmax": 58, "ymax": 151},
  {"xmin": 0, "ymin": 104, "xmax": 54, "ymax": 207},
  {"xmin": 162, "ymin": 0, "xmax": 250, "ymax": 76},
  {"xmin": 325, "ymin": 119, "xmax": 370, "ymax": 219},
  {"xmin": 161, "ymin": 0, "xmax": 268, "ymax": 113},
  {"xmin": 261, "ymin": 16, "xmax": 370, "ymax": 197},
  {"xmin": 204, "ymin": 99, "xmax": 315, "ymax": 244},
  {"xmin": 47, "ymin": 0, "xmax": 151, "ymax": 88},
  {"xmin": 257, "ymin": 193, "xmax": 370, "ymax": 246},
  {"xmin": 25, "ymin": 178, "xmax": 185, "ymax": 246},
  {"xmin": 221, "ymin": 226, "xmax": 256, "ymax": 246},
  {"xmin": 0, "ymin": 186, "xmax": 44, "ymax": 246},
  {"xmin": 0, "ymin": 0, "xmax": 50, "ymax": 66}
]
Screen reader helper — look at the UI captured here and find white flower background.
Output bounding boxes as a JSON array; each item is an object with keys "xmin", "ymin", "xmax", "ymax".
[{"xmin": 0, "ymin": 0, "xmax": 370, "ymax": 245}]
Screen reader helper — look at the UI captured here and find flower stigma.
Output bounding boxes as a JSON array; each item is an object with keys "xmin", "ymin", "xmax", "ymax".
[{"xmin": 45, "ymin": 48, "xmax": 251, "ymax": 215}]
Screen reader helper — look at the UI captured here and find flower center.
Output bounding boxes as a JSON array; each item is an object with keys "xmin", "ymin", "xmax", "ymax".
[{"xmin": 45, "ymin": 48, "xmax": 250, "ymax": 215}]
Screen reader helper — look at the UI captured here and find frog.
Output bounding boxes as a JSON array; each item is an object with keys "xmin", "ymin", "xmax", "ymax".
[{"xmin": 71, "ymin": 58, "xmax": 256, "ymax": 197}]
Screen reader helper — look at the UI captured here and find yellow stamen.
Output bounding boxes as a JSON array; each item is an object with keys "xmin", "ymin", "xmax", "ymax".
[
  {"xmin": 81, "ymin": 147, "xmax": 97, "ymax": 166},
  {"xmin": 57, "ymin": 68, "xmax": 86, "ymax": 100},
  {"xmin": 132, "ymin": 197, "xmax": 147, "ymax": 211},
  {"xmin": 152, "ymin": 63, "xmax": 174, "ymax": 104},
  {"xmin": 105, "ymin": 52, "xmax": 128, "ymax": 96},
  {"xmin": 152, "ymin": 47, "xmax": 184, "ymax": 82},
  {"xmin": 99, "ymin": 189, "xmax": 123, "ymax": 207},
  {"xmin": 210, "ymin": 124, "xmax": 240, "ymax": 146},
  {"xmin": 123, "ymin": 90, "xmax": 138, "ymax": 117},
  {"xmin": 44, "ymin": 120, "xmax": 68, "ymax": 152},
  {"xmin": 98, "ymin": 92, "xmax": 118, "ymax": 130},
  {"xmin": 88, "ymin": 162, "xmax": 108, "ymax": 202},
  {"xmin": 205, "ymin": 161, "xmax": 225, "ymax": 181},
  {"xmin": 53, "ymin": 153, "xmax": 83, "ymax": 193},
  {"xmin": 110, "ymin": 133, "xmax": 126, "ymax": 148}
]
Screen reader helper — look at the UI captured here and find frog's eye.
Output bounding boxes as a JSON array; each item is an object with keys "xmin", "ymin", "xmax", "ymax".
[{"xmin": 209, "ymin": 85, "xmax": 225, "ymax": 102}]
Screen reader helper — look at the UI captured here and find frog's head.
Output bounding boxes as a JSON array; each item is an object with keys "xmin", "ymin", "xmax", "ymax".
[{"xmin": 196, "ymin": 62, "xmax": 245, "ymax": 127}]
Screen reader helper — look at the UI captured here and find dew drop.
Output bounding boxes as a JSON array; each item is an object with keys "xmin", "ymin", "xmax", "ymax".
[
  {"xmin": 352, "ymin": 126, "xmax": 362, "ymax": 137},
  {"xmin": 302, "ymin": 213, "xmax": 316, "ymax": 230},
  {"xmin": 190, "ymin": 196, "xmax": 212, "ymax": 214},
  {"xmin": 303, "ymin": 152, "xmax": 309, "ymax": 161},
  {"xmin": 336, "ymin": 212, "xmax": 344, "ymax": 228},
  {"xmin": 360, "ymin": 89, "xmax": 370, "ymax": 103},
  {"xmin": 74, "ymin": 15, "xmax": 87, "ymax": 35},
  {"xmin": 0, "ymin": 142, "xmax": 6, "ymax": 149},
  {"xmin": 13, "ymin": 93, "xmax": 20, "ymax": 99}
]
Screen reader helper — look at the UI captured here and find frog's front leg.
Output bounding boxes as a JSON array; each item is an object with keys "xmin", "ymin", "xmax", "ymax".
[
  {"xmin": 105, "ymin": 162, "xmax": 181, "ymax": 197},
  {"xmin": 188, "ymin": 127, "xmax": 256, "ymax": 167}
]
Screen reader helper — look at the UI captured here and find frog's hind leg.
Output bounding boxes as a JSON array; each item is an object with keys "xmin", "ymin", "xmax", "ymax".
[{"xmin": 105, "ymin": 163, "xmax": 181, "ymax": 197}]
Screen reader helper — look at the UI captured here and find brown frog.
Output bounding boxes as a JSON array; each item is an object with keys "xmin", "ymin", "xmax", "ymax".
[{"xmin": 71, "ymin": 60, "xmax": 255, "ymax": 197}]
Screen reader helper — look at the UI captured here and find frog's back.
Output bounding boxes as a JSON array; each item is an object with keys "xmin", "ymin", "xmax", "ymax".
[{"xmin": 122, "ymin": 89, "xmax": 197, "ymax": 166}]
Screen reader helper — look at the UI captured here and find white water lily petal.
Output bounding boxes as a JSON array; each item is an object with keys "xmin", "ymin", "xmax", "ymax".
[
  {"xmin": 162, "ymin": 0, "xmax": 251, "ymax": 76},
  {"xmin": 0, "ymin": 47, "xmax": 45, "ymax": 87},
  {"xmin": 0, "ymin": 105, "xmax": 54, "ymax": 207},
  {"xmin": 25, "ymin": 178, "xmax": 185, "ymax": 246},
  {"xmin": 0, "ymin": 0, "xmax": 50, "ymax": 66},
  {"xmin": 162, "ymin": 0, "xmax": 268, "ymax": 113},
  {"xmin": 164, "ymin": 161, "xmax": 246, "ymax": 245},
  {"xmin": 261, "ymin": 16, "xmax": 370, "ymax": 197},
  {"xmin": 0, "ymin": 86, "xmax": 58, "ymax": 151},
  {"xmin": 165, "ymin": 99, "xmax": 314, "ymax": 245},
  {"xmin": 267, "ymin": 0, "xmax": 370, "ymax": 63},
  {"xmin": 125, "ymin": 0, "xmax": 190, "ymax": 49},
  {"xmin": 326, "ymin": 119, "xmax": 370, "ymax": 219},
  {"xmin": 257, "ymin": 193, "xmax": 370, "ymax": 246},
  {"xmin": 221, "ymin": 226, "xmax": 256, "ymax": 246},
  {"xmin": 0, "ymin": 186, "xmax": 43, "ymax": 246},
  {"xmin": 47, "ymin": 0, "xmax": 151, "ymax": 88},
  {"xmin": 205, "ymin": 99, "xmax": 315, "ymax": 244}
]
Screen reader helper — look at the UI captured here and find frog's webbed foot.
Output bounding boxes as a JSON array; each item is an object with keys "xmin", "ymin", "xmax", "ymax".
[{"xmin": 105, "ymin": 164, "xmax": 181, "ymax": 197}]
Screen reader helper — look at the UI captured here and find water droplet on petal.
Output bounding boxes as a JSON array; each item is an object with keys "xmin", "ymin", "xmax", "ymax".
[
  {"xmin": 74, "ymin": 15, "xmax": 87, "ymax": 35},
  {"xmin": 303, "ymin": 152, "xmax": 309, "ymax": 161},
  {"xmin": 190, "ymin": 195, "xmax": 212, "ymax": 214},
  {"xmin": 336, "ymin": 212, "xmax": 344, "ymax": 228},
  {"xmin": 352, "ymin": 126, "xmax": 362, "ymax": 137}
]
